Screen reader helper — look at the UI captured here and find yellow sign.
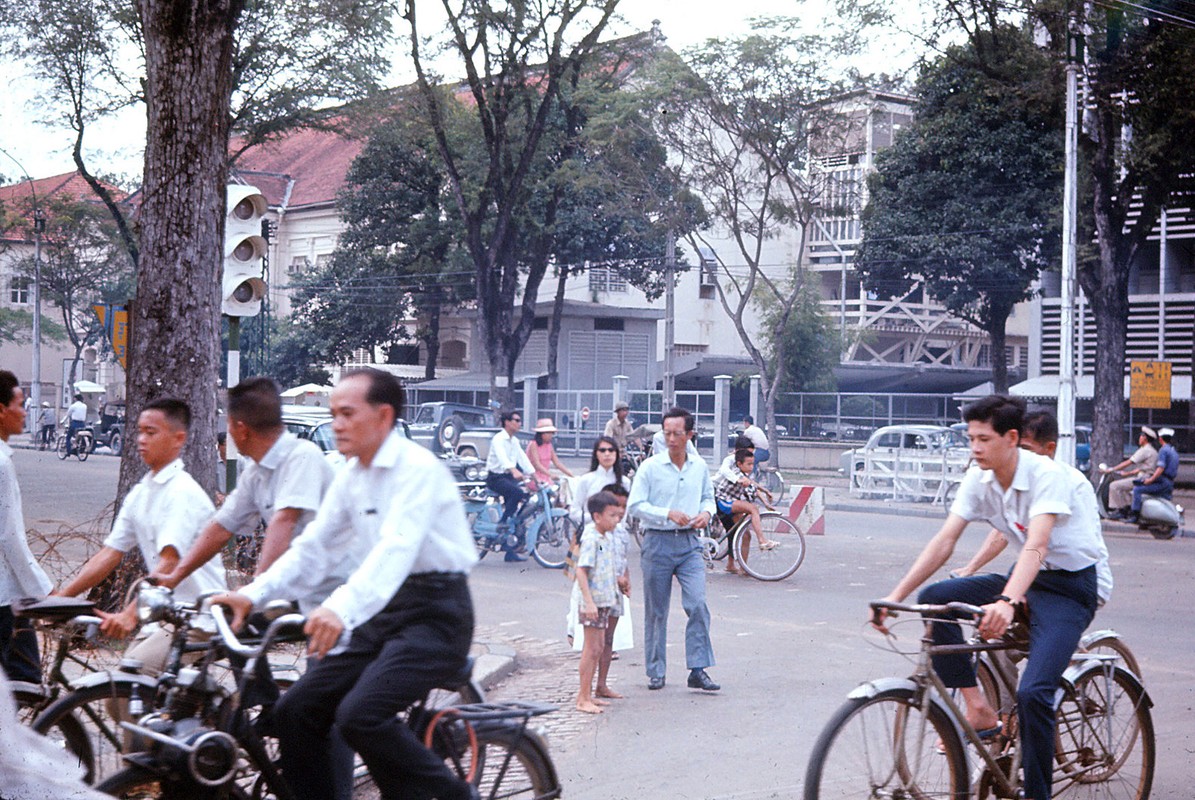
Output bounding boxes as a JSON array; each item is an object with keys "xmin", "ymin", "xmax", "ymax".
[
  {"xmin": 1129, "ymin": 360, "xmax": 1171, "ymax": 409},
  {"xmin": 92, "ymin": 304, "xmax": 129, "ymax": 370}
]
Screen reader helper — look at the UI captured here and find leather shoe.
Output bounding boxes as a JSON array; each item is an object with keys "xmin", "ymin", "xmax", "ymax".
[
  {"xmin": 647, "ymin": 676, "xmax": 666, "ymax": 690},
  {"xmin": 687, "ymin": 669, "xmax": 720, "ymax": 691},
  {"xmin": 504, "ymin": 550, "xmax": 528, "ymax": 562}
]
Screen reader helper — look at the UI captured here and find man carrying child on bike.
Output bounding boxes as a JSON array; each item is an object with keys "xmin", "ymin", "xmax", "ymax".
[{"xmin": 872, "ymin": 395, "xmax": 1110, "ymax": 800}]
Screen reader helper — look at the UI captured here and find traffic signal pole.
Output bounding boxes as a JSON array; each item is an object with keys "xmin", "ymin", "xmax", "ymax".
[{"xmin": 225, "ymin": 315, "xmax": 240, "ymax": 492}]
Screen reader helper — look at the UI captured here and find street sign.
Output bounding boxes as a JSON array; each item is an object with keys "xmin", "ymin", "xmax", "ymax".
[
  {"xmin": 1129, "ymin": 360, "xmax": 1172, "ymax": 409},
  {"xmin": 92, "ymin": 304, "xmax": 129, "ymax": 370},
  {"xmin": 580, "ymin": 406, "xmax": 591, "ymax": 422}
]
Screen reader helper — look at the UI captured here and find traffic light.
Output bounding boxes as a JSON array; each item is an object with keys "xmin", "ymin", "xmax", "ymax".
[{"xmin": 222, "ymin": 185, "xmax": 268, "ymax": 317}]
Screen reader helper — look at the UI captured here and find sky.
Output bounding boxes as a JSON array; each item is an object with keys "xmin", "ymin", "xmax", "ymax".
[{"xmin": 0, "ymin": 0, "xmax": 927, "ymax": 184}]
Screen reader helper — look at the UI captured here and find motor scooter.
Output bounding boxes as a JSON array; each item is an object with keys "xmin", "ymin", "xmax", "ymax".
[
  {"xmin": 1094, "ymin": 463, "xmax": 1184, "ymax": 539},
  {"xmin": 461, "ymin": 480, "xmax": 574, "ymax": 568}
]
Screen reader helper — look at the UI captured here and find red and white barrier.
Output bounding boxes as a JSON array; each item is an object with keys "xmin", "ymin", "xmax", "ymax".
[{"xmin": 787, "ymin": 485, "xmax": 826, "ymax": 535}]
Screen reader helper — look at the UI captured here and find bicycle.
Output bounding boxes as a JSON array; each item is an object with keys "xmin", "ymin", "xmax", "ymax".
[
  {"xmin": 57, "ymin": 425, "xmax": 95, "ymax": 461},
  {"xmin": 804, "ymin": 600, "xmax": 1154, "ymax": 800},
  {"xmin": 697, "ymin": 504, "xmax": 806, "ymax": 582},
  {"xmin": 95, "ymin": 601, "xmax": 561, "ymax": 799},
  {"xmin": 753, "ymin": 464, "xmax": 787, "ymax": 504}
]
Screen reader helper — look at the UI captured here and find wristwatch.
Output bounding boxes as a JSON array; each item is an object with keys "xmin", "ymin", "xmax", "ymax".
[{"xmin": 993, "ymin": 594, "xmax": 1016, "ymax": 605}]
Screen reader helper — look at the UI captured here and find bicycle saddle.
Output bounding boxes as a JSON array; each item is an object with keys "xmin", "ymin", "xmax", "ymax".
[{"xmin": 13, "ymin": 595, "xmax": 96, "ymax": 621}]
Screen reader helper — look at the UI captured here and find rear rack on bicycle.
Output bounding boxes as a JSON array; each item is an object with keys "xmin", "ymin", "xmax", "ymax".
[{"xmin": 443, "ymin": 700, "xmax": 557, "ymax": 721}]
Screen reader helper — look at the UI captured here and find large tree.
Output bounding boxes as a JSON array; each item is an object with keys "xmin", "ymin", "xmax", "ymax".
[
  {"xmin": 403, "ymin": 0, "xmax": 622, "ymax": 407},
  {"xmin": 645, "ymin": 22, "xmax": 863, "ymax": 459},
  {"xmin": 925, "ymin": 0, "xmax": 1195, "ymax": 471},
  {"xmin": 855, "ymin": 28, "xmax": 1063, "ymax": 393}
]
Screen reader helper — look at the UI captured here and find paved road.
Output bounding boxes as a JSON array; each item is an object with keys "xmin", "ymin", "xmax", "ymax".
[{"xmin": 13, "ymin": 449, "xmax": 1193, "ymax": 798}]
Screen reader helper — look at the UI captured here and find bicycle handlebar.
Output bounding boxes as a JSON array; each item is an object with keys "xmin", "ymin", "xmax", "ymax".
[
  {"xmin": 209, "ymin": 603, "xmax": 305, "ymax": 660},
  {"xmin": 869, "ymin": 599, "xmax": 986, "ymax": 618}
]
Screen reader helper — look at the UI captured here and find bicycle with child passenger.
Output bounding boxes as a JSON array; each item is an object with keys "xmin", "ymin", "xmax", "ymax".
[
  {"xmin": 804, "ymin": 599, "xmax": 1154, "ymax": 800},
  {"xmin": 464, "ymin": 480, "xmax": 575, "ymax": 569},
  {"xmin": 698, "ymin": 499, "xmax": 806, "ymax": 582}
]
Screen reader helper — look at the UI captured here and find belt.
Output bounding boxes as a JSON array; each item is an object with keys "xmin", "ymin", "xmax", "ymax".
[
  {"xmin": 404, "ymin": 572, "xmax": 467, "ymax": 588},
  {"xmin": 645, "ymin": 527, "xmax": 695, "ymax": 535}
]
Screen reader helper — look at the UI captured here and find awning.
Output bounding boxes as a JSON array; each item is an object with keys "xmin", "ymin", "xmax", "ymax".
[
  {"xmin": 73, "ymin": 380, "xmax": 105, "ymax": 393},
  {"xmin": 281, "ymin": 383, "xmax": 333, "ymax": 397},
  {"xmin": 411, "ymin": 371, "xmax": 544, "ymax": 391},
  {"xmin": 1008, "ymin": 374, "xmax": 1193, "ymax": 401}
]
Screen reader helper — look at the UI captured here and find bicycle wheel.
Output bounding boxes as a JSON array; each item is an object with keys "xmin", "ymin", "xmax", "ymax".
[
  {"xmin": 1078, "ymin": 632, "xmax": 1143, "ymax": 678},
  {"xmin": 77, "ymin": 433, "xmax": 92, "ymax": 461},
  {"xmin": 97, "ymin": 766, "xmax": 252, "ymax": 798},
  {"xmin": 736, "ymin": 512, "xmax": 805, "ymax": 582},
  {"xmin": 56, "ymin": 434, "xmax": 69, "ymax": 460},
  {"xmin": 760, "ymin": 468, "xmax": 785, "ymax": 503},
  {"xmin": 627, "ymin": 515, "xmax": 644, "ymax": 549},
  {"xmin": 804, "ymin": 688, "xmax": 967, "ymax": 800},
  {"xmin": 32, "ymin": 679, "xmax": 152, "ymax": 784},
  {"xmin": 472, "ymin": 723, "xmax": 560, "ymax": 799},
  {"xmin": 531, "ymin": 509, "xmax": 572, "ymax": 569},
  {"xmin": 1053, "ymin": 664, "xmax": 1154, "ymax": 800}
]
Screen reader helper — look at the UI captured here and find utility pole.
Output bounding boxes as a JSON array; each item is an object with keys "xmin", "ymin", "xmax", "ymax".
[
  {"xmin": 662, "ymin": 230, "xmax": 676, "ymax": 409},
  {"xmin": 1057, "ymin": 24, "xmax": 1082, "ymax": 467},
  {"xmin": 31, "ymin": 207, "xmax": 45, "ymax": 420}
]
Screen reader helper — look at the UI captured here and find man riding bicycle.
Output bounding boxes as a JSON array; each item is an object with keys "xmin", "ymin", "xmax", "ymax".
[
  {"xmin": 212, "ymin": 369, "xmax": 479, "ymax": 800},
  {"xmin": 872, "ymin": 395, "xmax": 1109, "ymax": 800}
]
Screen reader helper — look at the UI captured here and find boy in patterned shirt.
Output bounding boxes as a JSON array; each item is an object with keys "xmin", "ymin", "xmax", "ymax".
[
  {"xmin": 713, "ymin": 448, "xmax": 775, "ymax": 574},
  {"xmin": 575, "ymin": 491, "xmax": 624, "ymax": 714}
]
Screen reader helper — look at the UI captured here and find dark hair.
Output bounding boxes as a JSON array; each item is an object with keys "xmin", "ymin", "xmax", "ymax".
[
  {"xmin": 342, "ymin": 368, "xmax": 404, "ymax": 421},
  {"xmin": 534, "ymin": 430, "xmax": 549, "ymax": 446},
  {"xmin": 143, "ymin": 397, "xmax": 192, "ymax": 432},
  {"xmin": 743, "ymin": 415, "xmax": 754, "ymax": 425},
  {"xmin": 734, "ymin": 447, "xmax": 755, "ymax": 465},
  {"xmin": 228, "ymin": 377, "xmax": 283, "ymax": 432},
  {"xmin": 73, "ymin": 393, "xmax": 83, "ymax": 402},
  {"xmin": 498, "ymin": 409, "xmax": 520, "ymax": 425},
  {"xmin": 0, "ymin": 371, "xmax": 18, "ymax": 407},
  {"xmin": 600, "ymin": 482, "xmax": 629, "ymax": 498},
  {"xmin": 734, "ymin": 434, "xmax": 754, "ymax": 450},
  {"xmin": 217, "ymin": 431, "xmax": 227, "ymax": 446},
  {"xmin": 662, "ymin": 406, "xmax": 694, "ymax": 432},
  {"xmin": 587, "ymin": 490, "xmax": 621, "ymax": 518},
  {"xmin": 589, "ymin": 436, "xmax": 626, "ymax": 484},
  {"xmin": 962, "ymin": 394, "xmax": 1026, "ymax": 436},
  {"xmin": 1022, "ymin": 410, "xmax": 1059, "ymax": 445}
]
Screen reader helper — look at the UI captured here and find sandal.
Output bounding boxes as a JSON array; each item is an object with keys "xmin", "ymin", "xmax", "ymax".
[{"xmin": 759, "ymin": 540, "xmax": 778, "ymax": 550}]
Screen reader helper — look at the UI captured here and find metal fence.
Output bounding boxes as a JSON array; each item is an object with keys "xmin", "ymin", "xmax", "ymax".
[
  {"xmin": 771, "ymin": 392, "xmax": 966, "ymax": 442},
  {"xmin": 530, "ymin": 388, "xmax": 718, "ymax": 456}
]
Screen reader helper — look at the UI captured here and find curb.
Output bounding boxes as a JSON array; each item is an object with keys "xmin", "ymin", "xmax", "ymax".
[
  {"xmin": 825, "ymin": 501, "xmax": 945, "ymax": 520},
  {"xmin": 470, "ymin": 641, "xmax": 517, "ymax": 691}
]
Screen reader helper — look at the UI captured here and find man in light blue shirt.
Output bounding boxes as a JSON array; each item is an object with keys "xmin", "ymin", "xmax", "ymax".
[{"xmin": 628, "ymin": 406, "xmax": 720, "ymax": 692}]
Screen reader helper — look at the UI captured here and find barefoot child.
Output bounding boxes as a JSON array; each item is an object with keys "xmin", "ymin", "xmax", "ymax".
[
  {"xmin": 575, "ymin": 491, "xmax": 624, "ymax": 714},
  {"xmin": 595, "ymin": 483, "xmax": 632, "ymax": 699}
]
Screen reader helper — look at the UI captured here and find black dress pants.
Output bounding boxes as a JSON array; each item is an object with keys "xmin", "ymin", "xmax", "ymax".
[{"xmin": 274, "ymin": 574, "xmax": 474, "ymax": 800}]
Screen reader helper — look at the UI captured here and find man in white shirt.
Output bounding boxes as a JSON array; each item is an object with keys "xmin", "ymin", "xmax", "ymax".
[
  {"xmin": 65, "ymin": 393, "xmax": 88, "ymax": 455},
  {"xmin": 485, "ymin": 410, "xmax": 534, "ymax": 560},
  {"xmin": 740, "ymin": 415, "xmax": 769, "ymax": 469},
  {"xmin": 56, "ymin": 398, "xmax": 226, "ymax": 675},
  {"xmin": 212, "ymin": 368, "xmax": 479, "ymax": 800},
  {"xmin": 0, "ymin": 371, "xmax": 53, "ymax": 684},
  {"xmin": 873, "ymin": 396, "xmax": 1105, "ymax": 800},
  {"xmin": 152, "ymin": 377, "xmax": 333, "ymax": 591}
]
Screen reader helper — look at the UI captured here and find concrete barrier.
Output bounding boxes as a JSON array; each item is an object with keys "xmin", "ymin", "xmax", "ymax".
[{"xmin": 787, "ymin": 485, "xmax": 826, "ymax": 535}]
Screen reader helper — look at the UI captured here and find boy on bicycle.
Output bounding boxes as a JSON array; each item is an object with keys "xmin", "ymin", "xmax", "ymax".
[
  {"xmin": 872, "ymin": 395, "xmax": 1108, "ymax": 800},
  {"xmin": 713, "ymin": 448, "xmax": 774, "ymax": 575}
]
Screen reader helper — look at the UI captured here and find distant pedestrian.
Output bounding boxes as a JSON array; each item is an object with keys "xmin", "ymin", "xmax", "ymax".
[
  {"xmin": 38, "ymin": 402, "xmax": 55, "ymax": 449},
  {"xmin": 575, "ymin": 491, "xmax": 626, "ymax": 714},
  {"xmin": 604, "ymin": 401, "xmax": 634, "ymax": 450},
  {"xmin": 629, "ymin": 406, "xmax": 720, "ymax": 692}
]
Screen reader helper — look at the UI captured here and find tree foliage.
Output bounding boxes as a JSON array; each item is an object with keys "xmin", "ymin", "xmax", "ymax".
[{"xmin": 855, "ymin": 27, "xmax": 1062, "ymax": 392}]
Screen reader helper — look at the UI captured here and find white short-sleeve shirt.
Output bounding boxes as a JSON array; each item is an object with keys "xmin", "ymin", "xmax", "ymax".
[
  {"xmin": 949, "ymin": 450, "xmax": 1109, "ymax": 582},
  {"xmin": 103, "ymin": 459, "xmax": 226, "ymax": 603},
  {"xmin": 212, "ymin": 433, "xmax": 332, "ymax": 539}
]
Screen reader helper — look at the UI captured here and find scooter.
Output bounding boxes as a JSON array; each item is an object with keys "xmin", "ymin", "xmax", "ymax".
[
  {"xmin": 1094, "ymin": 463, "xmax": 1184, "ymax": 540},
  {"xmin": 462, "ymin": 480, "xmax": 575, "ymax": 568}
]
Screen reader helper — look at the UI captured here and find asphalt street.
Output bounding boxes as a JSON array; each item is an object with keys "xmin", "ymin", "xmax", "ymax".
[{"xmin": 13, "ymin": 447, "xmax": 1195, "ymax": 799}]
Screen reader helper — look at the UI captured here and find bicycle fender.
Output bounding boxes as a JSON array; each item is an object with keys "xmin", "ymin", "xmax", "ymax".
[
  {"xmin": 1078, "ymin": 629, "xmax": 1122, "ymax": 651},
  {"xmin": 845, "ymin": 676, "xmax": 919, "ymax": 701},
  {"xmin": 1061, "ymin": 659, "xmax": 1152, "ymax": 709},
  {"xmin": 526, "ymin": 507, "xmax": 567, "ymax": 548},
  {"xmin": 67, "ymin": 670, "xmax": 160, "ymax": 693}
]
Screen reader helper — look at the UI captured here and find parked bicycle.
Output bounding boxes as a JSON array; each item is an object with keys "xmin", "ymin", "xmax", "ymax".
[
  {"xmin": 94, "ymin": 600, "xmax": 561, "ymax": 799},
  {"xmin": 57, "ymin": 425, "xmax": 95, "ymax": 461},
  {"xmin": 464, "ymin": 480, "xmax": 575, "ymax": 568},
  {"xmin": 804, "ymin": 600, "xmax": 1154, "ymax": 800}
]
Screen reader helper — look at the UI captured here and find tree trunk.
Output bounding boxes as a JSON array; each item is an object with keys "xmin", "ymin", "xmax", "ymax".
[
  {"xmin": 422, "ymin": 301, "xmax": 440, "ymax": 381},
  {"xmin": 1080, "ymin": 252, "xmax": 1131, "ymax": 477},
  {"xmin": 119, "ymin": 0, "xmax": 241, "ymax": 505},
  {"xmin": 987, "ymin": 314, "xmax": 1009, "ymax": 394},
  {"xmin": 544, "ymin": 267, "xmax": 568, "ymax": 390}
]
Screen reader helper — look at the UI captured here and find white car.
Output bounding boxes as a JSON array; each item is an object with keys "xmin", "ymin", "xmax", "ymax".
[{"xmin": 840, "ymin": 425, "xmax": 971, "ymax": 501}]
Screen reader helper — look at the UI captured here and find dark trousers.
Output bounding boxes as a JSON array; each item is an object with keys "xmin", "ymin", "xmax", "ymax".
[
  {"xmin": 39, "ymin": 424, "xmax": 55, "ymax": 447},
  {"xmin": 919, "ymin": 566, "xmax": 1097, "ymax": 800},
  {"xmin": 273, "ymin": 575, "xmax": 474, "ymax": 800},
  {"xmin": 0, "ymin": 605, "xmax": 41, "ymax": 684},
  {"xmin": 1131, "ymin": 478, "xmax": 1173, "ymax": 511},
  {"xmin": 67, "ymin": 419, "xmax": 84, "ymax": 454},
  {"xmin": 486, "ymin": 473, "xmax": 528, "ymax": 523}
]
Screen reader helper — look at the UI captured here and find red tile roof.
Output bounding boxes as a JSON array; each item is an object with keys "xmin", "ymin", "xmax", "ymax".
[
  {"xmin": 0, "ymin": 171, "xmax": 128, "ymax": 242},
  {"xmin": 232, "ymin": 128, "xmax": 365, "ymax": 210}
]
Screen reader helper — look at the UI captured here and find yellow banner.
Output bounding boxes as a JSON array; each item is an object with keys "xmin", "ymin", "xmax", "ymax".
[{"xmin": 92, "ymin": 304, "xmax": 129, "ymax": 370}]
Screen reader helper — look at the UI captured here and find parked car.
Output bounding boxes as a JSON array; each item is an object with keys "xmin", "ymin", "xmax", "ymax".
[
  {"xmin": 952, "ymin": 421, "xmax": 1091, "ymax": 473},
  {"xmin": 407, "ymin": 401, "xmax": 532, "ymax": 458},
  {"xmin": 841, "ymin": 424, "xmax": 971, "ymax": 500},
  {"xmin": 94, "ymin": 402, "xmax": 126, "ymax": 455}
]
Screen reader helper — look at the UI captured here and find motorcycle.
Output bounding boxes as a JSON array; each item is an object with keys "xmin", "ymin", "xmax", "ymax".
[
  {"xmin": 1094, "ymin": 462, "xmax": 1184, "ymax": 540},
  {"xmin": 463, "ymin": 480, "xmax": 575, "ymax": 568}
]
